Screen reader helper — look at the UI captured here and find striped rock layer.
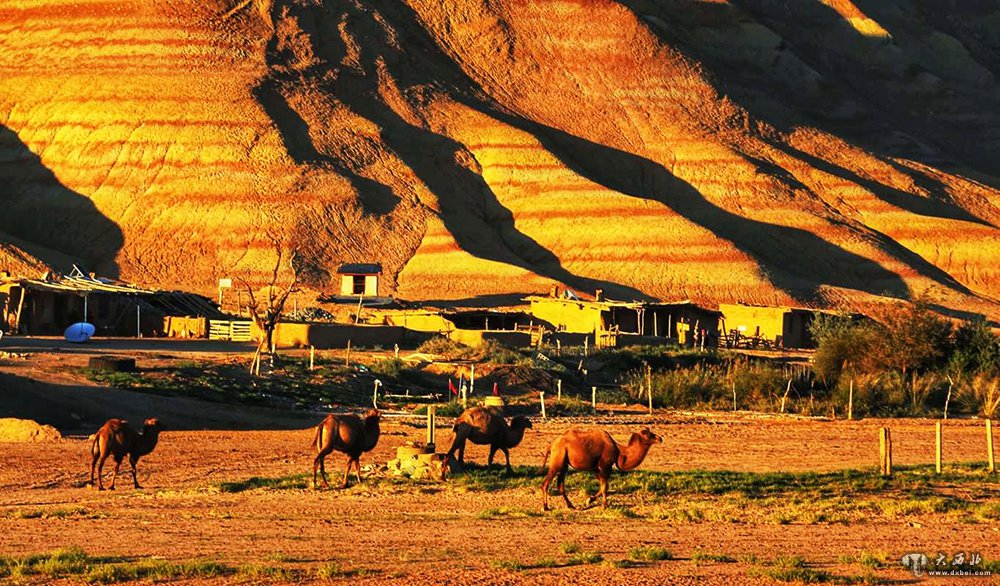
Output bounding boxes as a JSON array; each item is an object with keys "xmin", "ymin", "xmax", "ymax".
[{"xmin": 1, "ymin": 0, "xmax": 998, "ymax": 319}]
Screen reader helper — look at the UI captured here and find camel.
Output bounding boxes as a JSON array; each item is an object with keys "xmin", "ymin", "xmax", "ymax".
[
  {"xmin": 312, "ymin": 409, "xmax": 381, "ymax": 489},
  {"xmin": 445, "ymin": 406, "xmax": 532, "ymax": 474},
  {"xmin": 541, "ymin": 427, "xmax": 661, "ymax": 510},
  {"xmin": 89, "ymin": 418, "xmax": 162, "ymax": 491}
]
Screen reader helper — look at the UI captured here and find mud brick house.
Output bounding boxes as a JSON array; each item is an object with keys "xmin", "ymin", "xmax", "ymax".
[
  {"xmin": 372, "ymin": 308, "xmax": 535, "ymax": 348},
  {"xmin": 525, "ymin": 292, "xmax": 721, "ymax": 348},
  {"xmin": 719, "ymin": 303, "xmax": 823, "ymax": 349}
]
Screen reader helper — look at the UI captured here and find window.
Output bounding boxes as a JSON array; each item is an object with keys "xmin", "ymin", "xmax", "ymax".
[{"xmin": 352, "ymin": 275, "xmax": 365, "ymax": 295}]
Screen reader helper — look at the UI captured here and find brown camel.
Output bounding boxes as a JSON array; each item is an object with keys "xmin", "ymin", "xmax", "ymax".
[
  {"xmin": 541, "ymin": 427, "xmax": 661, "ymax": 510},
  {"xmin": 312, "ymin": 409, "xmax": 381, "ymax": 489},
  {"xmin": 89, "ymin": 418, "xmax": 162, "ymax": 491},
  {"xmin": 445, "ymin": 406, "xmax": 532, "ymax": 474}
]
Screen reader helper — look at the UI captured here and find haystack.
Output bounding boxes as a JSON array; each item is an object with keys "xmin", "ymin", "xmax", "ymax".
[{"xmin": 0, "ymin": 418, "xmax": 62, "ymax": 442}]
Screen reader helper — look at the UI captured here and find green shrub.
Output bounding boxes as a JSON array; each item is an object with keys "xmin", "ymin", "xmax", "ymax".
[
  {"xmin": 810, "ymin": 314, "xmax": 881, "ymax": 383},
  {"xmin": 417, "ymin": 336, "xmax": 469, "ymax": 357},
  {"xmin": 629, "ymin": 546, "xmax": 673, "ymax": 561},
  {"xmin": 413, "ymin": 402, "xmax": 466, "ymax": 417},
  {"xmin": 369, "ymin": 358, "xmax": 406, "ymax": 378},
  {"xmin": 950, "ymin": 321, "xmax": 1000, "ymax": 376}
]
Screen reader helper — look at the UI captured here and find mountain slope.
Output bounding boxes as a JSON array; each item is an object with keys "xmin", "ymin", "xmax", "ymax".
[{"xmin": 0, "ymin": 0, "xmax": 998, "ymax": 319}]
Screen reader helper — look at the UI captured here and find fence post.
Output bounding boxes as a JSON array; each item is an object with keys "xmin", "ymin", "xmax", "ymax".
[
  {"xmin": 591, "ymin": 386, "xmax": 597, "ymax": 413},
  {"xmin": 935, "ymin": 421, "xmax": 942, "ymax": 474},
  {"xmin": 879, "ymin": 427, "xmax": 893, "ymax": 477},
  {"xmin": 848, "ymin": 379, "xmax": 854, "ymax": 421},
  {"xmin": 540, "ymin": 392, "xmax": 546, "ymax": 420},
  {"xmin": 345, "ymin": 340, "xmax": 351, "ymax": 367},
  {"xmin": 645, "ymin": 362, "xmax": 653, "ymax": 416},
  {"xmin": 309, "ymin": 346, "xmax": 315, "ymax": 371},
  {"xmin": 987, "ymin": 420, "xmax": 995, "ymax": 474},
  {"xmin": 557, "ymin": 379, "xmax": 562, "ymax": 401},
  {"xmin": 427, "ymin": 405, "xmax": 436, "ymax": 451}
]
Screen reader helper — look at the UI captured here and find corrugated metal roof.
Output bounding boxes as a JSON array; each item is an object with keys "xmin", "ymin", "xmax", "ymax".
[
  {"xmin": 337, "ymin": 263, "xmax": 382, "ymax": 275},
  {"xmin": 14, "ymin": 275, "xmax": 154, "ymax": 295}
]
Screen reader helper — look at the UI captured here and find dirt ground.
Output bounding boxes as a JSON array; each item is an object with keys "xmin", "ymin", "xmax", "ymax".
[{"xmin": 1, "ymin": 343, "xmax": 999, "ymax": 584}]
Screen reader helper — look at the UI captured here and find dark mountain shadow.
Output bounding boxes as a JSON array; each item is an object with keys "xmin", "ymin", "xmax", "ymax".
[
  {"xmin": 929, "ymin": 303, "xmax": 996, "ymax": 326},
  {"xmin": 363, "ymin": 0, "xmax": 910, "ymax": 303},
  {"xmin": 258, "ymin": 1, "xmax": 652, "ymax": 301},
  {"xmin": 605, "ymin": 0, "xmax": 998, "ymax": 300},
  {"xmin": 0, "ymin": 124, "xmax": 122, "ymax": 276},
  {"xmin": 494, "ymin": 119, "xmax": 910, "ymax": 302},
  {"xmin": 253, "ymin": 78, "xmax": 401, "ymax": 215},
  {"xmin": 769, "ymin": 140, "xmax": 992, "ymax": 228},
  {"xmin": 674, "ymin": 0, "xmax": 1000, "ymax": 185}
]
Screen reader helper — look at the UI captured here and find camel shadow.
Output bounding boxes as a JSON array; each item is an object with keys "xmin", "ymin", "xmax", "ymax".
[{"xmin": 0, "ymin": 124, "xmax": 123, "ymax": 276}]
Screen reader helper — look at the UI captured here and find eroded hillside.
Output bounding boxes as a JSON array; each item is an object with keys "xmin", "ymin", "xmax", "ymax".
[{"xmin": 0, "ymin": 0, "xmax": 998, "ymax": 318}]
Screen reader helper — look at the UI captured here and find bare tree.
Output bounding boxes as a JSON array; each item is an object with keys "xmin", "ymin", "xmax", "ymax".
[{"xmin": 239, "ymin": 245, "xmax": 299, "ymax": 375}]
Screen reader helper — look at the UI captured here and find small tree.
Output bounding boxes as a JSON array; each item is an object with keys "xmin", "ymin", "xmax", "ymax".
[
  {"xmin": 239, "ymin": 246, "xmax": 299, "ymax": 375},
  {"xmin": 809, "ymin": 313, "xmax": 880, "ymax": 384},
  {"xmin": 949, "ymin": 320, "xmax": 1000, "ymax": 377},
  {"xmin": 879, "ymin": 297, "xmax": 953, "ymax": 377}
]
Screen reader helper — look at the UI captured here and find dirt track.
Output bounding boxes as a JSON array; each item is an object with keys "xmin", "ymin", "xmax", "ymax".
[
  {"xmin": 1, "ymin": 347, "xmax": 999, "ymax": 584},
  {"xmin": 2, "ymin": 414, "xmax": 999, "ymax": 584}
]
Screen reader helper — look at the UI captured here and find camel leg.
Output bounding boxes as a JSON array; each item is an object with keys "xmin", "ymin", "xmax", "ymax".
[
  {"xmin": 586, "ymin": 465, "xmax": 612, "ymax": 509},
  {"xmin": 541, "ymin": 468, "xmax": 557, "ymax": 511},
  {"xmin": 89, "ymin": 449, "xmax": 100, "ymax": 488},
  {"xmin": 446, "ymin": 429, "xmax": 467, "ymax": 471},
  {"xmin": 109, "ymin": 457, "xmax": 123, "ymax": 490},
  {"xmin": 96, "ymin": 452, "xmax": 110, "ymax": 491},
  {"xmin": 129, "ymin": 455, "xmax": 142, "ymax": 489},
  {"xmin": 313, "ymin": 453, "xmax": 326, "ymax": 489},
  {"xmin": 341, "ymin": 457, "xmax": 352, "ymax": 489},
  {"xmin": 502, "ymin": 447, "xmax": 513, "ymax": 475},
  {"xmin": 558, "ymin": 462, "xmax": 574, "ymax": 510},
  {"xmin": 354, "ymin": 458, "xmax": 363, "ymax": 485},
  {"xmin": 487, "ymin": 445, "xmax": 498, "ymax": 469}
]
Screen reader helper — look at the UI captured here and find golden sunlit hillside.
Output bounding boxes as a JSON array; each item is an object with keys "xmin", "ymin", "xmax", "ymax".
[{"xmin": 1, "ymin": 0, "xmax": 998, "ymax": 319}]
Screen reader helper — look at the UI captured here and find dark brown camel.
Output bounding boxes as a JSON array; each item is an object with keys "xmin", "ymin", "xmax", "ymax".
[
  {"xmin": 541, "ymin": 427, "xmax": 661, "ymax": 510},
  {"xmin": 89, "ymin": 418, "xmax": 162, "ymax": 490},
  {"xmin": 445, "ymin": 406, "xmax": 532, "ymax": 474},
  {"xmin": 312, "ymin": 409, "xmax": 381, "ymax": 489}
]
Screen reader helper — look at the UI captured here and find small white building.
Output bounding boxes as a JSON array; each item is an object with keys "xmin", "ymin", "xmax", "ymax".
[{"xmin": 337, "ymin": 263, "xmax": 381, "ymax": 297}]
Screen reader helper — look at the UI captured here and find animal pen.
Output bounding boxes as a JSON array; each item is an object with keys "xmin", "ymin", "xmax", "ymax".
[{"xmin": 525, "ymin": 295, "xmax": 721, "ymax": 348}]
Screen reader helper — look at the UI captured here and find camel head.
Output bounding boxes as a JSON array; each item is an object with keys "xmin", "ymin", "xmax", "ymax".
[
  {"xmin": 363, "ymin": 409, "xmax": 381, "ymax": 423},
  {"xmin": 634, "ymin": 428, "xmax": 661, "ymax": 446},
  {"xmin": 143, "ymin": 418, "xmax": 162, "ymax": 432},
  {"xmin": 511, "ymin": 415, "xmax": 533, "ymax": 430}
]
